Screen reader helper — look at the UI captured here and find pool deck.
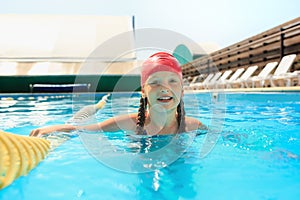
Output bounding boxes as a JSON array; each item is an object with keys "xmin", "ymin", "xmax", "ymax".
[{"xmin": 185, "ymin": 86, "xmax": 300, "ymax": 93}]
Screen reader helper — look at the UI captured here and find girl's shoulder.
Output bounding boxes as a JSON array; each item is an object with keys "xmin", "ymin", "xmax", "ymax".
[
  {"xmin": 113, "ymin": 113, "xmax": 138, "ymax": 122},
  {"xmin": 98, "ymin": 113, "xmax": 138, "ymax": 132},
  {"xmin": 185, "ymin": 116, "xmax": 205, "ymax": 131}
]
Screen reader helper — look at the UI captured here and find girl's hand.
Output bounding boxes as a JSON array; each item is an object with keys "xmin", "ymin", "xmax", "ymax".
[{"xmin": 30, "ymin": 124, "xmax": 76, "ymax": 137}]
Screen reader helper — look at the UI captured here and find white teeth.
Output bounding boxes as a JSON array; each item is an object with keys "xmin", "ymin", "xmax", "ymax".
[{"xmin": 158, "ymin": 97, "xmax": 172, "ymax": 100}]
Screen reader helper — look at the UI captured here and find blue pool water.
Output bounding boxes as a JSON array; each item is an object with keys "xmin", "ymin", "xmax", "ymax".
[{"xmin": 0, "ymin": 92, "xmax": 300, "ymax": 200}]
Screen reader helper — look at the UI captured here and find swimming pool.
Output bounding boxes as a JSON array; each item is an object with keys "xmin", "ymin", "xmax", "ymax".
[{"xmin": 0, "ymin": 92, "xmax": 299, "ymax": 200}]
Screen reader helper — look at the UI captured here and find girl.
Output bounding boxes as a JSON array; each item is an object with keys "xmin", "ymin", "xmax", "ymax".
[{"xmin": 30, "ymin": 52, "xmax": 206, "ymax": 137}]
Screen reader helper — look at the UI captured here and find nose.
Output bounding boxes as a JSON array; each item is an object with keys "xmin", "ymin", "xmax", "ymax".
[
  {"xmin": 161, "ymin": 87, "xmax": 169, "ymax": 93},
  {"xmin": 160, "ymin": 83, "xmax": 170, "ymax": 93}
]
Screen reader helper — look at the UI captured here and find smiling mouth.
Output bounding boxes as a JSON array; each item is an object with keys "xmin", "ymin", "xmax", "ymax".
[{"xmin": 157, "ymin": 96, "xmax": 173, "ymax": 102}]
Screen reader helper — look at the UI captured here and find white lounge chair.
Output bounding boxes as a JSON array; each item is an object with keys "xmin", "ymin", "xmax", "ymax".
[
  {"xmin": 208, "ymin": 70, "xmax": 232, "ymax": 89},
  {"xmin": 184, "ymin": 75, "xmax": 203, "ymax": 90},
  {"xmin": 183, "ymin": 77, "xmax": 190, "ymax": 88},
  {"xmin": 230, "ymin": 66, "xmax": 258, "ymax": 88},
  {"xmin": 190, "ymin": 73, "xmax": 214, "ymax": 90},
  {"xmin": 285, "ymin": 70, "xmax": 300, "ymax": 86},
  {"xmin": 203, "ymin": 72, "xmax": 222, "ymax": 89},
  {"xmin": 248, "ymin": 62, "xmax": 278, "ymax": 88},
  {"xmin": 268, "ymin": 54, "xmax": 297, "ymax": 87},
  {"xmin": 217, "ymin": 68, "xmax": 244, "ymax": 89}
]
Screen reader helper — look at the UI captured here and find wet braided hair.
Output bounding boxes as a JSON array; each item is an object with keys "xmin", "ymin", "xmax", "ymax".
[
  {"xmin": 135, "ymin": 97, "xmax": 186, "ymax": 135},
  {"xmin": 176, "ymin": 99, "xmax": 186, "ymax": 133},
  {"xmin": 136, "ymin": 97, "xmax": 147, "ymax": 135}
]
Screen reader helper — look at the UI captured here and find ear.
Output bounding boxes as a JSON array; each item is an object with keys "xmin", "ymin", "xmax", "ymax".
[{"xmin": 141, "ymin": 88, "xmax": 146, "ymax": 98}]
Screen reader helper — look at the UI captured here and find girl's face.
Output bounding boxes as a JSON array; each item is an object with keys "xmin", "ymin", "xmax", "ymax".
[{"xmin": 143, "ymin": 71, "xmax": 183, "ymax": 111}]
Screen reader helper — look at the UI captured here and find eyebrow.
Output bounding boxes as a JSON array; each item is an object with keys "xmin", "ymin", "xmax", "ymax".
[{"xmin": 149, "ymin": 74, "xmax": 178, "ymax": 79}]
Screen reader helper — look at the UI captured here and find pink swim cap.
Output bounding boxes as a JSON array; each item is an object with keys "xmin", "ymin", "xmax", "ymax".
[{"xmin": 141, "ymin": 52, "xmax": 182, "ymax": 86}]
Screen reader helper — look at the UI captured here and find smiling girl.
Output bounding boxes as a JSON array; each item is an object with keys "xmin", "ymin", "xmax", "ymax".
[{"xmin": 30, "ymin": 52, "xmax": 206, "ymax": 137}]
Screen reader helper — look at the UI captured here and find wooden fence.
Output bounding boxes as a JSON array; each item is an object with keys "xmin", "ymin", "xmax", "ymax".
[{"xmin": 182, "ymin": 17, "xmax": 300, "ymax": 78}]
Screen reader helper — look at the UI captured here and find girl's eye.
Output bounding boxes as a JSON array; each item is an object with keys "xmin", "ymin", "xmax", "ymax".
[{"xmin": 169, "ymin": 79, "xmax": 178, "ymax": 83}]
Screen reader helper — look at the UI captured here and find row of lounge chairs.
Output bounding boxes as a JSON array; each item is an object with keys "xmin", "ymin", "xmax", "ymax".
[{"xmin": 184, "ymin": 54, "xmax": 298, "ymax": 90}]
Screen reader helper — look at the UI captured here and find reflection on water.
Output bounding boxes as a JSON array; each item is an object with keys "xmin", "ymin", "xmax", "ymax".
[
  {"xmin": 78, "ymin": 130, "xmax": 199, "ymax": 173},
  {"xmin": 79, "ymin": 130, "xmax": 204, "ymax": 199},
  {"xmin": 1, "ymin": 93, "xmax": 300, "ymax": 200}
]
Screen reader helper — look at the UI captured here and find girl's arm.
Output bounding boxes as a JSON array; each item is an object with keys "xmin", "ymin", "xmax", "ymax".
[
  {"xmin": 30, "ymin": 113, "xmax": 137, "ymax": 137},
  {"xmin": 30, "ymin": 124, "xmax": 78, "ymax": 137}
]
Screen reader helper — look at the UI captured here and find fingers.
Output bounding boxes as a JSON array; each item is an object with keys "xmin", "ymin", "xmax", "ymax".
[
  {"xmin": 30, "ymin": 128, "xmax": 45, "ymax": 137},
  {"xmin": 30, "ymin": 125, "xmax": 54, "ymax": 137},
  {"xmin": 29, "ymin": 124, "xmax": 76, "ymax": 137},
  {"xmin": 30, "ymin": 129, "xmax": 40, "ymax": 137}
]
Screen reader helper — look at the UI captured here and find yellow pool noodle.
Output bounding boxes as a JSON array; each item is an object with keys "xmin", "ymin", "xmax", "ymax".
[
  {"xmin": 0, "ymin": 130, "xmax": 50, "ymax": 189},
  {"xmin": 68, "ymin": 93, "xmax": 110, "ymax": 123},
  {"xmin": 0, "ymin": 94, "xmax": 109, "ymax": 189}
]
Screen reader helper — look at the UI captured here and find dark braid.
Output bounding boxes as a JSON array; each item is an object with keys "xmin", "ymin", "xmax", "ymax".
[
  {"xmin": 176, "ymin": 99, "xmax": 186, "ymax": 133},
  {"xmin": 136, "ymin": 97, "xmax": 147, "ymax": 135}
]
